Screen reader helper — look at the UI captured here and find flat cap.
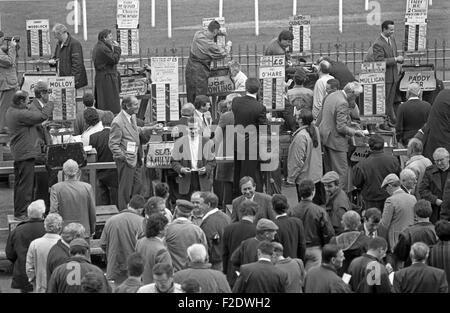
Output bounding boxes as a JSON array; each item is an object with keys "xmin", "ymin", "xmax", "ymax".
[
  {"xmin": 69, "ymin": 238, "xmax": 89, "ymax": 249},
  {"xmin": 381, "ymin": 173, "xmax": 400, "ymax": 188},
  {"xmin": 176, "ymin": 199, "xmax": 195, "ymax": 214},
  {"xmin": 321, "ymin": 171, "xmax": 340, "ymax": 184},
  {"xmin": 256, "ymin": 218, "xmax": 279, "ymax": 231}
]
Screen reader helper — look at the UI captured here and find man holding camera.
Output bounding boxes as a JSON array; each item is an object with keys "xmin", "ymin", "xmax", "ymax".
[{"xmin": 0, "ymin": 31, "xmax": 19, "ymax": 134}]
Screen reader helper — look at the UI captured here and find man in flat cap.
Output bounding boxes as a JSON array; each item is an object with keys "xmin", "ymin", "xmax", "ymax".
[
  {"xmin": 50, "ymin": 159, "xmax": 96, "ymax": 241},
  {"xmin": 380, "ymin": 173, "xmax": 416, "ymax": 266},
  {"xmin": 165, "ymin": 199, "xmax": 208, "ymax": 272},
  {"xmin": 47, "ymin": 238, "xmax": 111, "ymax": 293},
  {"xmin": 321, "ymin": 171, "xmax": 351, "ymax": 235},
  {"xmin": 230, "ymin": 218, "xmax": 278, "ymax": 279}
]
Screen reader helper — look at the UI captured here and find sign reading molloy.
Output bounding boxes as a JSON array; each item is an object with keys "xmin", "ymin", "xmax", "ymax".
[
  {"xmin": 146, "ymin": 142, "xmax": 174, "ymax": 168},
  {"xmin": 48, "ymin": 76, "xmax": 76, "ymax": 121},
  {"xmin": 207, "ymin": 67, "xmax": 234, "ymax": 96}
]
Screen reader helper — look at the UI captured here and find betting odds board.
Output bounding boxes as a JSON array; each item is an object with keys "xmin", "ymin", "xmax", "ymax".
[
  {"xmin": 404, "ymin": 0, "xmax": 428, "ymax": 53},
  {"xmin": 289, "ymin": 15, "xmax": 311, "ymax": 55},
  {"xmin": 358, "ymin": 62, "xmax": 386, "ymax": 116},
  {"xmin": 259, "ymin": 55, "xmax": 285, "ymax": 111},
  {"xmin": 26, "ymin": 19, "xmax": 52, "ymax": 58},
  {"xmin": 116, "ymin": 0, "xmax": 140, "ymax": 56},
  {"xmin": 47, "ymin": 76, "xmax": 76, "ymax": 121}
]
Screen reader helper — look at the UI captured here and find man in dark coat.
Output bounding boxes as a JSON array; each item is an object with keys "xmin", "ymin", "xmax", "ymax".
[
  {"xmin": 198, "ymin": 192, "xmax": 231, "ymax": 271},
  {"xmin": 230, "ymin": 219, "xmax": 278, "ymax": 273},
  {"xmin": 348, "ymin": 237, "xmax": 393, "ymax": 293},
  {"xmin": 74, "ymin": 93, "xmax": 107, "ymax": 136},
  {"xmin": 353, "ymin": 134, "xmax": 401, "ymax": 210},
  {"xmin": 358, "ymin": 208, "xmax": 389, "ymax": 246},
  {"xmin": 393, "ymin": 242, "xmax": 448, "ymax": 293},
  {"xmin": 330, "ymin": 210, "xmax": 370, "ymax": 276},
  {"xmin": 394, "ymin": 200, "xmax": 437, "ymax": 267},
  {"xmin": 6, "ymin": 90, "xmax": 53, "ymax": 218},
  {"xmin": 304, "ymin": 244, "xmax": 351, "ymax": 293},
  {"xmin": 222, "ymin": 199, "xmax": 257, "ymax": 287},
  {"xmin": 89, "ymin": 111, "xmax": 118, "ymax": 206},
  {"xmin": 371, "ymin": 20, "xmax": 404, "ymax": 125},
  {"xmin": 272, "ymin": 194, "xmax": 306, "ymax": 260},
  {"xmin": 92, "ymin": 29, "xmax": 122, "ymax": 114},
  {"xmin": 395, "ymin": 83, "xmax": 431, "ymax": 146},
  {"xmin": 46, "ymin": 222, "xmax": 86, "ymax": 282},
  {"xmin": 422, "ymin": 89, "xmax": 450, "ymax": 159},
  {"xmin": 185, "ymin": 20, "xmax": 229, "ymax": 103},
  {"xmin": 231, "ymin": 176, "xmax": 275, "ymax": 223},
  {"xmin": 6, "ymin": 200, "xmax": 46, "ymax": 292},
  {"xmin": 232, "ymin": 78, "xmax": 268, "ymax": 195},
  {"xmin": 264, "ymin": 30, "xmax": 293, "ymax": 56},
  {"xmin": 419, "ymin": 147, "xmax": 449, "ymax": 223},
  {"xmin": 49, "ymin": 24, "xmax": 87, "ymax": 90},
  {"xmin": 47, "ymin": 238, "xmax": 112, "ymax": 293},
  {"xmin": 232, "ymin": 241, "xmax": 288, "ymax": 293},
  {"xmin": 429, "ymin": 220, "xmax": 450, "ymax": 289}
]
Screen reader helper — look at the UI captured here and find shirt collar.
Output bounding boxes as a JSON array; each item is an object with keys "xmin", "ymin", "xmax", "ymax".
[
  {"xmin": 363, "ymin": 223, "xmax": 377, "ymax": 237},
  {"xmin": 246, "ymin": 93, "xmax": 257, "ymax": 99},
  {"xmin": 275, "ymin": 213, "xmax": 287, "ymax": 219},
  {"xmin": 258, "ymin": 257, "xmax": 272, "ymax": 263},
  {"xmin": 408, "ymin": 96, "xmax": 420, "ymax": 100},
  {"xmin": 381, "ymin": 33, "xmax": 390, "ymax": 43},
  {"xmin": 122, "ymin": 110, "xmax": 132, "ymax": 122},
  {"xmin": 202, "ymin": 208, "xmax": 219, "ymax": 221}
]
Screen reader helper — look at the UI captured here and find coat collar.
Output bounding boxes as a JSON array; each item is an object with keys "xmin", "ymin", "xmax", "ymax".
[{"xmin": 187, "ymin": 262, "xmax": 212, "ymax": 270}]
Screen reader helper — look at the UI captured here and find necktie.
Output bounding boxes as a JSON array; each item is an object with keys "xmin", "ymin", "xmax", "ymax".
[
  {"xmin": 130, "ymin": 115, "xmax": 137, "ymax": 131},
  {"xmin": 202, "ymin": 113, "xmax": 207, "ymax": 126},
  {"xmin": 387, "ymin": 38, "xmax": 391, "ymax": 47}
]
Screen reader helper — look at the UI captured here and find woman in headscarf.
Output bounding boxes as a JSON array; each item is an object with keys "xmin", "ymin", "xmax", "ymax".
[{"xmin": 92, "ymin": 29, "xmax": 122, "ymax": 114}]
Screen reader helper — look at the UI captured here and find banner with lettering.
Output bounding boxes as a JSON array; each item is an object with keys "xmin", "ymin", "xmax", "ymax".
[
  {"xmin": 405, "ymin": 0, "xmax": 428, "ymax": 23},
  {"xmin": 358, "ymin": 62, "xmax": 386, "ymax": 116},
  {"xmin": 151, "ymin": 57, "xmax": 179, "ymax": 122},
  {"xmin": 48, "ymin": 76, "xmax": 76, "ymax": 121},
  {"xmin": 289, "ymin": 15, "xmax": 311, "ymax": 55},
  {"xmin": 117, "ymin": 0, "xmax": 139, "ymax": 29},
  {"xmin": 146, "ymin": 141, "xmax": 174, "ymax": 168},
  {"xmin": 26, "ymin": 19, "xmax": 51, "ymax": 58},
  {"xmin": 207, "ymin": 67, "xmax": 234, "ymax": 96},
  {"xmin": 259, "ymin": 55, "xmax": 285, "ymax": 110},
  {"xmin": 119, "ymin": 76, "xmax": 148, "ymax": 98},
  {"xmin": 399, "ymin": 65, "xmax": 436, "ymax": 91}
]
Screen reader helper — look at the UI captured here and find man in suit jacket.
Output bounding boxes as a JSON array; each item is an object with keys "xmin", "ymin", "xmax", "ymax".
[
  {"xmin": 372, "ymin": 20, "xmax": 404, "ymax": 125},
  {"xmin": 232, "ymin": 78, "xmax": 268, "ymax": 195},
  {"xmin": 318, "ymin": 82, "xmax": 365, "ymax": 191},
  {"xmin": 193, "ymin": 95, "xmax": 212, "ymax": 138},
  {"xmin": 231, "ymin": 176, "xmax": 275, "ymax": 223},
  {"xmin": 109, "ymin": 96, "xmax": 161, "ymax": 211},
  {"xmin": 393, "ymin": 242, "xmax": 448, "ymax": 293},
  {"xmin": 359, "ymin": 208, "xmax": 389, "ymax": 245},
  {"xmin": 90, "ymin": 111, "xmax": 118, "ymax": 206},
  {"xmin": 395, "ymin": 83, "xmax": 431, "ymax": 146},
  {"xmin": 171, "ymin": 118, "xmax": 216, "ymax": 200},
  {"xmin": 222, "ymin": 199, "xmax": 257, "ymax": 287},
  {"xmin": 232, "ymin": 240, "xmax": 288, "ymax": 293},
  {"xmin": 420, "ymin": 148, "xmax": 450, "ymax": 223}
]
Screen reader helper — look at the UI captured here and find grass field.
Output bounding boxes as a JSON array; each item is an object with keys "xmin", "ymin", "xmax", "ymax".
[{"xmin": 0, "ymin": 0, "xmax": 448, "ymax": 55}]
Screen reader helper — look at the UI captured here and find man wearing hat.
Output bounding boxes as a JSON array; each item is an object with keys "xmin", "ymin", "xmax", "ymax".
[
  {"xmin": 380, "ymin": 173, "xmax": 416, "ymax": 258},
  {"xmin": 0, "ymin": 31, "xmax": 19, "ymax": 134},
  {"xmin": 50, "ymin": 159, "xmax": 96, "ymax": 240},
  {"xmin": 165, "ymin": 199, "xmax": 208, "ymax": 272},
  {"xmin": 321, "ymin": 171, "xmax": 351, "ymax": 235},
  {"xmin": 47, "ymin": 238, "xmax": 111, "ymax": 293},
  {"xmin": 230, "ymin": 218, "xmax": 278, "ymax": 278}
]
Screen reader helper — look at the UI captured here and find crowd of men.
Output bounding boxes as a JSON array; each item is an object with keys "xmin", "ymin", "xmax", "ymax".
[{"xmin": 2, "ymin": 17, "xmax": 450, "ymax": 294}]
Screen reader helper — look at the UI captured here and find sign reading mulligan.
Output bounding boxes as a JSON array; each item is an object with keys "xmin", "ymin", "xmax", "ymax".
[
  {"xmin": 26, "ymin": 19, "xmax": 52, "ymax": 58},
  {"xmin": 48, "ymin": 76, "xmax": 76, "ymax": 121},
  {"xmin": 259, "ymin": 55, "xmax": 285, "ymax": 111},
  {"xmin": 151, "ymin": 57, "xmax": 179, "ymax": 122},
  {"xmin": 359, "ymin": 62, "xmax": 386, "ymax": 116}
]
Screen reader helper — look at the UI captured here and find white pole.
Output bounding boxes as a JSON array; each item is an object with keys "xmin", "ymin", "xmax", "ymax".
[
  {"xmin": 219, "ymin": 0, "xmax": 223, "ymax": 18},
  {"xmin": 339, "ymin": 0, "xmax": 343, "ymax": 33},
  {"xmin": 168, "ymin": 0, "xmax": 172, "ymax": 38},
  {"xmin": 74, "ymin": 0, "xmax": 79, "ymax": 34},
  {"xmin": 293, "ymin": 0, "xmax": 297, "ymax": 15},
  {"xmin": 255, "ymin": 0, "xmax": 259, "ymax": 36},
  {"xmin": 151, "ymin": 0, "xmax": 155, "ymax": 27},
  {"xmin": 82, "ymin": 0, "xmax": 87, "ymax": 40},
  {"xmin": 429, "ymin": 0, "xmax": 432, "ymax": 5},
  {"xmin": 365, "ymin": 0, "xmax": 369, "ymax": 10},
  {"xmin": 0, "ymin": 14, "xmax": 2, "ymax": 31}
]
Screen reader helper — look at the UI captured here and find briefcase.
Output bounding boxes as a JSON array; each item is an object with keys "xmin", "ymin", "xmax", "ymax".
[{"xmin": 45, "ymin": 142, "xmax": 87, "ymax": 170}]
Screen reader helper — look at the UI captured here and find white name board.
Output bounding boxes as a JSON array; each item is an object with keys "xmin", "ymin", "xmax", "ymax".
[
  {"xmin": 259, "ymin": 55, "xmax": 285, "ymax": 110},
  {"xmin": 48, "ymin": 76, "xmax": 76, "ymax": 121},
  {"xmin": 146, "ymin": 141, "xmax": 174, "ymax": 168},
  {"xmin": 359, "ymin": 62, "xmax": 386, "ymax": 116},
  {"xmin": 26, "ymin": 19, "xmax": 51, "ymax": 57},
  {"xmin": 117, "ymin": 0, "xmax": 139, "ymax": 29},
  {"xmin": 151, "ymin": 57, "xmax": 179, "ymax": 122},
  {"xmin": 405, "ymin": 0, "xmax": 428, "ymax": 23},
  {"xmin": 400, "ymin": 69, "xmax": 436, "ymax": 91},
  {"xmin": 289, "ymin": 15, "xmax": 311, "ymax": 54}
]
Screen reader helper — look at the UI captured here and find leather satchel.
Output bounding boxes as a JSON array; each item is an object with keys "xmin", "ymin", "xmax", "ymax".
[{"xmin": 45, "ymin": 142, "xmax": 87, "ymax": 170}]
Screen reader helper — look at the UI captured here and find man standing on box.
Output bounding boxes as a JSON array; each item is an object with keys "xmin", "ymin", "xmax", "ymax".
[
  {"xmin": 185, "ymin": 20, "xmax": 231, "ymax": 103},
  {"xmin": 6, "ymin": 90, "xmax": 54, "ymax": 219},
  {"xmin": 109, "ymin": 96, "xmax": 162, "ymax": 211},
  {"xmin": 49, "ymin": 24, "xmax": 88, "ymax": 92}
]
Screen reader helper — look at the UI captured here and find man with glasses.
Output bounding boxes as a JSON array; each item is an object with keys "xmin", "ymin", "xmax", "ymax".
[{"xmin": 419, "ymin": 147, "xmax": 450, "ymax": 223}]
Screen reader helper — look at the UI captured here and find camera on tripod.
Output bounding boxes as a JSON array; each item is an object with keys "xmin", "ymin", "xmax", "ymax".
[{"xmin": 4, "ymin": 36, "xmax": 20, "ymax": 43}]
